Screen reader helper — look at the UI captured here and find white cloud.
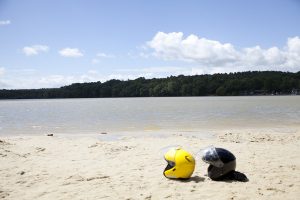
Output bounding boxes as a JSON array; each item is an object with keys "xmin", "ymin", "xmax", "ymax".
[
  {"xmin": 0, "ymin": 20, "xmax": 10, "ymax": 26},
  {"xmin": 146, "ymin": 32, "xmax": 300, "ymax": 72},
  {"xmin": 96, "ymin": 53, "xmax": 115, "ymax": 58},
  {"xmin": 147, "ymin": 32, "xmax": 238, "ymax": 64},
  {"xmin": 285, "ymin": 36, "xmax": 300, "ymax": 68},
  {"xmin": 22, "ymin": 45, "xmax": 49, "ymax": 56},
  {"xmin": 59, "ymin": 48, "xmax": 83, "ymax": 57}
]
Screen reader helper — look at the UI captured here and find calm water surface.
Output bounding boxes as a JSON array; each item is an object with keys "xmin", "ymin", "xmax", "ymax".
[{"xmin": 0, "ymin": 96, "xmax": 299, "ymax": 135}]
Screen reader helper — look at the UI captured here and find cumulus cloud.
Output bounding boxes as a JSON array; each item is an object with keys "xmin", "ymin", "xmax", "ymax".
[
  {"xmin": 146, "ymin": 32, "xmax": 300, "ymax": 72},
  {"xmin": 59, "ymin": 48, "xmax": 83, "ymax": 57},
  {"xmin": 22, "ymin": 45, "xmax": 49, "ymax": 56},
  {"xmin": 285, "ymin": 37, "xmax": 300, "ymax": 68},
  {"xmin": 0, "ymin": 20, "xmax": 10, "ymax": 26},
  {"xmin": 147, "ymin": 32, "xmax": 238, "ymax": 64}
]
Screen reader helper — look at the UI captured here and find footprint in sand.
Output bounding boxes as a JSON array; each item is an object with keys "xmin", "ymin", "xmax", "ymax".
[
  {"xmin": 0, "ymin": 140, "xmax": 10, "ymax": 145},
  {"xmin": 65, "ymin": 174, "xmax": 110, "ymax": 182},
  {"xmin": 35, "ymin": 147, "xmax": 46, "ymax": 152},
  {"xmin": 86, "ymin": 176, "xmax": 110, "ymax": 181},
  {"xmin": 0, "ymin": 190, "xmax": 10, "ymax": 199}
]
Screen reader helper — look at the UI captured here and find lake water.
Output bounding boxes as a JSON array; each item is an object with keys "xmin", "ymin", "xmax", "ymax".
[{"xmin": 0, "ymin": 96, "xmax": 300, "ymax": 136}]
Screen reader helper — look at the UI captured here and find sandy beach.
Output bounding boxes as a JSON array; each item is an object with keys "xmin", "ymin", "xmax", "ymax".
[{"xmin": 1, "ymin": 129, "xmax": 299, "ymax": 200}]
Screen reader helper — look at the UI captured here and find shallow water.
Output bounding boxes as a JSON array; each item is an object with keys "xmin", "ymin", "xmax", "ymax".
[{"xmin": 0, "ymin": 96, "xmax": 299, "ymax": 135}]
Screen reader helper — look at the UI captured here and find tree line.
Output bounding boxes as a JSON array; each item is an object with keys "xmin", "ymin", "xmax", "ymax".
[{"xmin": 0, "ymin": 71, "xmax": 299, "ymax": 99}]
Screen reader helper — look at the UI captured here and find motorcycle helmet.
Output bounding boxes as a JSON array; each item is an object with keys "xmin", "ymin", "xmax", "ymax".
[
  {"xmin": 201, "ymin": 146, "xmax": 236, "ymax": 180},
  {"xmin": 163, "ymin": 147, "xmax": 195, "ymax": 179}
]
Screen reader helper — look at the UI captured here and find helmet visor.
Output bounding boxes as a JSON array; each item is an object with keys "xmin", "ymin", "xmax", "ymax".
[{"xmin": 201, "ymin": 146, "xmax": 224, "ymax": 168}]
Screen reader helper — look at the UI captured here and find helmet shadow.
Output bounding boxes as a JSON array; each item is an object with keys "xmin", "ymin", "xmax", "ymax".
[
  {"xmin": 175, "ymin": 175, "xmax": 205, "ymax": 183},
  {"xmin": 213, "ymin": 171, "xmax": 249, "ymax": 182}
]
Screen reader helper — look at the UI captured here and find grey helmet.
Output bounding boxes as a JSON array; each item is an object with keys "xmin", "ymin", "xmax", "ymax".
[{"xmin": 201, "ymin": 146, "xmax": 236, "ymax": 180}]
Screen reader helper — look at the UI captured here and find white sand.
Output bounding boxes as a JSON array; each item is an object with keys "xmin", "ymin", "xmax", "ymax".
[{"xmin": 1, "ymin": 130, "xmax": 300, "ymax": 200}]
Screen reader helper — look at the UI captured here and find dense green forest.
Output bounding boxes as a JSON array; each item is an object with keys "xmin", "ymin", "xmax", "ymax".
[{"xmin": 0, "ymin": 71, "xmax": 300, "ymax": 99}]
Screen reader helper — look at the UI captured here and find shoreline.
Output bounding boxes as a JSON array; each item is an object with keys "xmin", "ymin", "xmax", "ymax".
[
  {"xmin": 1, "ymin": 125, "xmax": 299, "ymax": 139},
  {"xmin": 0, "ymin": 94, "xmax": 299, "ymax": 101},
  {"xmin": 1, "ymin": 129, "xmax": 300, "ymax": 199}
]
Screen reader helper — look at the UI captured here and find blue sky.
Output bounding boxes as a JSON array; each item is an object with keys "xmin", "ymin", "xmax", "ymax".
[{"xmin": 0, "ymin": 0, "xmax": 300, "ymax": 89}]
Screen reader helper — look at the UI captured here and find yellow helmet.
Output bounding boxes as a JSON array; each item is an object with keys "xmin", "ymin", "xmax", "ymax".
[{"xmin": 163, "ymin": 147, "xmax": 195, "ymax": 179}]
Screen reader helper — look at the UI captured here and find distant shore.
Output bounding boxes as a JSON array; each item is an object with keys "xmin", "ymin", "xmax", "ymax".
[
  {"xmin": 1, "ymin": 129, "xmax": 299, "ymax": 199},
  {"xmin": 1, "ymin": 71, "xmax": 299, "ymax": 99}
]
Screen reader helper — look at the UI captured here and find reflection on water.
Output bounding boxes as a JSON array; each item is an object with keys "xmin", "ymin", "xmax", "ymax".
[{"xmin": 0, "ymin": 96, "xmax": 299, "ymax": 135}]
